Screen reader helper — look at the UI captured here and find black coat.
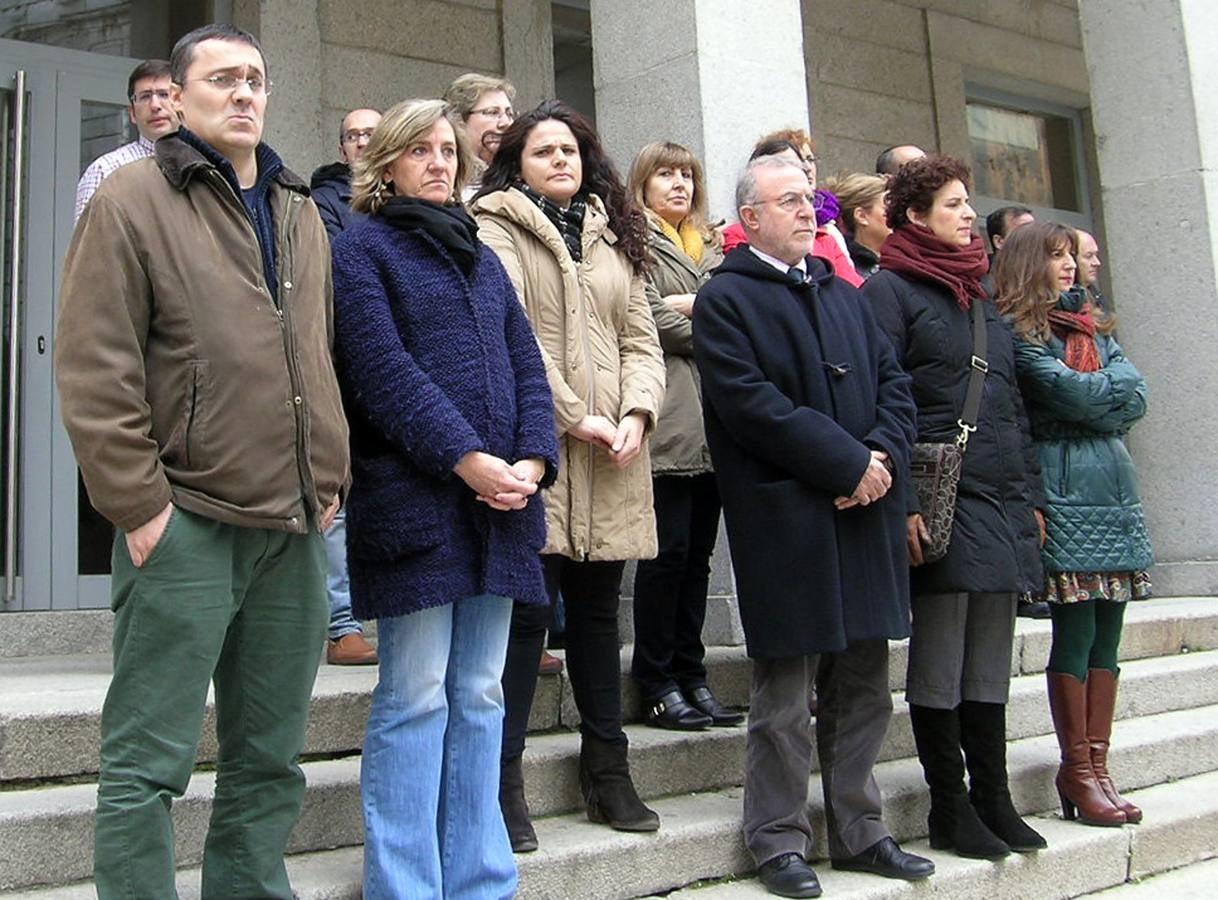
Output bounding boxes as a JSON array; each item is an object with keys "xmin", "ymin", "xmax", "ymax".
[
  {"xmin": 863, "ymin": 269, "xmax": 1044, "ymax": 595},
  {"xmin": 310, "ymin": 161, "xmax": 358, "ymax": 240},
  {"xmin": 693, "ymin": 249, "xmax": 917, "ymax": 659}
]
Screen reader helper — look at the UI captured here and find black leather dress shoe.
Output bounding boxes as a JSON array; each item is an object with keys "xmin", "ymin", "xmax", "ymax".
[
  {"xmin": 831, "ymin": 836, "xmax": 935, "ymax": 881},
  {"xmin": 685, "ymin": 686, "xmax": 745, "ymax": 726},
  {"xmin": 757, "ymin": 852, "xmax": 822, "ymax": 898},
  {"xmin": 646, "ymin": 690, "xmax": 712, "ymax": 730}
]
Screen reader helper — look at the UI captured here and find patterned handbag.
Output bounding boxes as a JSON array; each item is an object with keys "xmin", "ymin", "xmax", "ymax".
[{"xmin": 909, "ymin": 301, "xmax": 988, "ymax": 563}]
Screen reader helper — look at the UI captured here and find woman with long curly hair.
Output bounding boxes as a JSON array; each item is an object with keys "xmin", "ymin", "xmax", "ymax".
[
  {"xmin": 995, "ymin": 222, "xmax": 1152, "ymax": 828},
  {"xmin": 470, "ymin": 100, "xmax": 667, "ymax": 850},
  {"xmin": 863, "ymin": 155, "xmax": 1047, "ymax": 861}
]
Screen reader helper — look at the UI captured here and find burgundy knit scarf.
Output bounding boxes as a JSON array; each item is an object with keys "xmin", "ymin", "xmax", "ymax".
[
  {"xmin": 1048, "ymin": 289, "xmax": 1101, "ymax": 372},
  {"xmin": 880, "ymin": 223, "xmax": 989, "ymax": 309}
]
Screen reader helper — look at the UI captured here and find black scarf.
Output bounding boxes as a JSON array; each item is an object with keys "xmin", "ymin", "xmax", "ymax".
[
  {"xmin": 515, "ymin": 182, "xmax": 586, "ymax": 262},
  {"xmin": 378, "ymin": 196, "xmax": 480, "ymax": 275}
]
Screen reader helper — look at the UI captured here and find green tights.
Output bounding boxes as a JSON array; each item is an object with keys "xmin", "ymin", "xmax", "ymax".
[{"xmin": 1047, "ymin": 600, "xmax": 1128, "ymax": 680}]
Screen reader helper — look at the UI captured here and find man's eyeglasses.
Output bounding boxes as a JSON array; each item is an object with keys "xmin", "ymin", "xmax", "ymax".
[
  {"xmin": 470, "ymin": 106, "xmax": 514, "ymax": 122},
  {"xmin": 342, "ymin": 128, "xmax": 377, "ymax": 144},
  {"xmin": 190, "ymin": 74, "xmax": 272, "ymax": 96},
  {"xmin": 130, "ymin": 89, "xmax": 171, "ymax": 106},
  {"xmin": 754, "ymin": 192, "xmax": 825, "ymax": 214}
]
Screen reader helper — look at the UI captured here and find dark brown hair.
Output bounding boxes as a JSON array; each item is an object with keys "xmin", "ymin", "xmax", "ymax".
[
  {"xmin": 127, "ymin": 59, "xmax": 171, "ymax": 100},
  {"xmin": 995, "ymin": 221, "xmax": 1115, "ymax": 342},
  {"xmin": 884, "ymin": 154, "xmax": 972, "ymax": 229},
  {"xmin": 475, "ymin": 99, "xmax": 649, "ymax": 275}
]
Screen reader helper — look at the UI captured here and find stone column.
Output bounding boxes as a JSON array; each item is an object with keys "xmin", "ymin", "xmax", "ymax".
[
  {"xmin": 232, "ymin": 0, "xmax": 325, "ymax": 175},
  {"xmin": 1079, "ymin": 0, "xmax": 1218, "ymax": 594},
  {"xmin": 590, "ymin": 0, "xmax": 810, "ymax": 224},
  {"xmin": 502, "ymin": 0, "xmax": 555, "ymax": 109}
]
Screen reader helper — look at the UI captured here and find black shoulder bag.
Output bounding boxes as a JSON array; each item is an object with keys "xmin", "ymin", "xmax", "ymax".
[{"xmin": 909, "ymin": 301, "xmax": 988, "ymax": 563}]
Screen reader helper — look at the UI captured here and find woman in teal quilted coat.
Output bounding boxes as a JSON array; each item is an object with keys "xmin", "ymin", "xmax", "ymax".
[{"xmin": 996, "ymin": 222, "xmax": 1153, "ymax": 830}]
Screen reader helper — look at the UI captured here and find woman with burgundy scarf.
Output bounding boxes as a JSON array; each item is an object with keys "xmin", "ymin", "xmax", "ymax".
[
  {"xmin": 995, "ymin": 222, "xmax": 1153, "ymax": 828},
  {"xmin": 864, "ymin": 156, "xmax": 1047, "ymax": 860}
]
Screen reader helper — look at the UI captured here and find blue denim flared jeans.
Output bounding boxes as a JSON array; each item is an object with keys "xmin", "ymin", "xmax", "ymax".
[{"xmin": 361, "ymin": 594, "xmax": 516, "ymax": 899}]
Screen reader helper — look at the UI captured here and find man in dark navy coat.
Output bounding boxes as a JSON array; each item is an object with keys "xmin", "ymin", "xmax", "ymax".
[{"xmin": 693, "ymin": 155, "xmax": 930, "ymax": 898}]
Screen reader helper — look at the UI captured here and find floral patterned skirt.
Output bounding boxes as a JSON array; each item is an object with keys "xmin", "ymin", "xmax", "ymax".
[{"xmin": 1044, "ymin": 570, "xmax": 1153, "ymax": 605}]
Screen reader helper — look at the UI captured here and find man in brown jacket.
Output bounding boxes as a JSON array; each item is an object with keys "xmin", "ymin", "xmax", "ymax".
[{"xmin": 55, "ymin": 24, "xmax": 348, "ymax": 900}]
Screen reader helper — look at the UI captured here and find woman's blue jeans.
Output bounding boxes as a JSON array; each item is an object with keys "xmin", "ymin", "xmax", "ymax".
[{"xmin": 361, "ymin": 594, "xmax": 516, "ymax": 899}]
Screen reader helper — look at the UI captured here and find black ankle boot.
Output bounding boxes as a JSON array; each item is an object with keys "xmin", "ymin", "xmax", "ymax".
[
  {"xmin": 960, "ymin": 701, "xmax": 1047, "ymax": 852},
  {"xmin": 499, "ymin": 756, "xmax": 538, "ymax": 853},
  {"xmin": 578, "ymin": 735, "xmax": 660, "ymax": 832},
  {"xmin": 910, "ymin": 704, "xmax": 1010, "ymax": 860}
]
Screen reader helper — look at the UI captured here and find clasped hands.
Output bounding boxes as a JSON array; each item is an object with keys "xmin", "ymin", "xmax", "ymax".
[
  {"xmin": 833, "ymin": 450, "xmax": 892, "ymax": 511},
  {"xmin": 455, "ymin": 451, "xmax": 546, "ymax": 511},
  {"xmin": 568, "ymin": 411, "xmax": 648, "ymax": 469}
]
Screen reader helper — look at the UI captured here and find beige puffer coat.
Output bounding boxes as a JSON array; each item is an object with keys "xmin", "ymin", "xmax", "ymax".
[
  {"xmin": 644, "ymin": 218, "xmax": 723, "ymax": 475},
  {"xmin": 473, "ymin": 188, "xmax": 665, "ymax": 561}
]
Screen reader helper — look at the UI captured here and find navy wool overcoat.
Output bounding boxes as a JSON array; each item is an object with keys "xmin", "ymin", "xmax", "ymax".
[{"xmin": 693, "ymin": 249, "xmax": 917, "ymax": 659}]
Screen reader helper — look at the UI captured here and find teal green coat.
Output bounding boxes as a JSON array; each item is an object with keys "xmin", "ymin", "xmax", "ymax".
[{"xmin": 1013, "ymin": 313, "xmax": 1153, "ymax": 574}]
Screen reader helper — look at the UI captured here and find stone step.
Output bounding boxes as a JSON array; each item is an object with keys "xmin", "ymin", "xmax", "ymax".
[
  {"xmin": 1082, "ymin": 856, "xmax": 1218, "ymax": 899},
  {"xmin": 7, "ymin": 716, "xmax": 1218, "ymax": 899},
  {"xmin": 661, "ymin": 772, "xmax": 1218, "ymax": 899},
  {"xmin": 1, "ymin": 647, "xmax": 1216, "ymax": 890},
  {"xmin": 4, "ymin": 596, "xmax": 1216, "ymax": 784}
]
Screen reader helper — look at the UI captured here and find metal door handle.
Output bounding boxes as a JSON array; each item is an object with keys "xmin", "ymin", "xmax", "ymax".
[{"xmin": 5, "ymin": 69, "xmax": 26, "ymax": 605}]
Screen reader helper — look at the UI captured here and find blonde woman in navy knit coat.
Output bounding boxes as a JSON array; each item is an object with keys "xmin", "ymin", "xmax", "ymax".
[{"xmin": 330, "ymin": 99, "xmax": 558, "ymax": 899}]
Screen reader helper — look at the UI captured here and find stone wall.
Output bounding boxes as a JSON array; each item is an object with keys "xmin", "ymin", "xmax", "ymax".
[
  {"xmin": 238, "ymin": 0, "xmax": 553, "ymax": 177},
  {"xmin": 803, "ymin": 0, "xmax": 1088, "ymax": 177}
]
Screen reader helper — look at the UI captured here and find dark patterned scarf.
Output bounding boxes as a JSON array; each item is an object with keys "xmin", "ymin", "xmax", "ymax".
[{"xmin": 516, "ymin": 182, "xmax": 586, "ymax": 262}]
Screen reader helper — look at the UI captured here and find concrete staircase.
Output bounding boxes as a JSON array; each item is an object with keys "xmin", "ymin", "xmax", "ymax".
[{"xmin": 2, "ymin": 597, "xmax": 1217, "ymax": 898}]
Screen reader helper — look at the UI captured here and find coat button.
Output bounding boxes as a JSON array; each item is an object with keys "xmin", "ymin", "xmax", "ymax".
[
  {"xmin": 289, "ymin": 516, "xmax": 299, "ymax": 525},
  {"xmin": 283, "ymin": 280, "xmax": 293, "ymax": 290},
  {"xmin": 294, "ymin": 395, "xmax": 302, "ymax": 405}
]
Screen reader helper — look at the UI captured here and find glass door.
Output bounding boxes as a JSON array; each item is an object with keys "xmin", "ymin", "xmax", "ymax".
[{"xmin": 1, "ymin": 39, "xmax": 139, "ymax": 610}]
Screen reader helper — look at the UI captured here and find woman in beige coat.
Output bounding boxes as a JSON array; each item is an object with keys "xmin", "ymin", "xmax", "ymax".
[
  {"xmin": 471, "ymin": 100, "xmax": 666, "ymax": 851},
  {"xmin": 624, "ymin": 142, "xmax": 741, "ymax": 733}
]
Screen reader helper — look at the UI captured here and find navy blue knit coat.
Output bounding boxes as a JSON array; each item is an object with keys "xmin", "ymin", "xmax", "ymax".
[{"xmin": 331, "ymin": 214, "xmax": 559, "ymax": 620}]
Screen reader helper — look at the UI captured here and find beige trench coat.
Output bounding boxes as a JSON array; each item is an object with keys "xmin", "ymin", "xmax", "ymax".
[{"xmin": 473, "ymin": 188, "xmax": 665, "ymax": 561}]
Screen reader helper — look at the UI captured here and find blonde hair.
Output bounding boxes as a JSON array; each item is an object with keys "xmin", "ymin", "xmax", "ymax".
[
  {"xmin": 820, "ymin": 173, "xmax": 886, "ymax": 233},
  {"xmin": 350, "ymin": 99, "xmax": 473, "ymax": 214},
  {"xmin": 442, "ymin": 73, "xmax": 516, "ymax": 120},
  {"xmin": 627, "ymin": 141, "xmax": 713, "ymax": 240}
]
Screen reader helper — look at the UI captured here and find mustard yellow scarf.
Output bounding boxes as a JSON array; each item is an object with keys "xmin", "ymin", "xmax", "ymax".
[{"xmin": 656, "ymin": 216, "xmax": 704, "ymax": 264}]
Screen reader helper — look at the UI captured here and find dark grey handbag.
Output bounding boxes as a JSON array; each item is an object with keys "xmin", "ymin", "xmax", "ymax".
[{"xmin": 909, "ymin": 301, "xmax": 988, "ymax": 563}]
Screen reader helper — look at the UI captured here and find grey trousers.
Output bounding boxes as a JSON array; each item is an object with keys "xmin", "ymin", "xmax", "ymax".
[
  {"xmin": 743, "ymin": 639, "xmax": 893, "ymax": 866},
  {"xmin": 906, "ymin": 592, "xmax": 1017, "ymax": 709}
]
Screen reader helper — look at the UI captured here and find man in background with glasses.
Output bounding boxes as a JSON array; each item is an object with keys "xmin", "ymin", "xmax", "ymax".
[
  {"xmin": 73, "ymin": 58, "xmax": 177, "ymax": 221},
  {"xmin": 57, "ymin": 23, "xmax": 348, "ymax": 900},
  {"xmin": 311, "ymin": 107, "xmax": 381, "ymax": 240}
]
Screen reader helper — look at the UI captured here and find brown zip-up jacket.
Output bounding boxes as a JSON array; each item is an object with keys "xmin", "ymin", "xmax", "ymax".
[{"xmin": 55, "ymin": 134, "xmax": 349, "ymax": 534}]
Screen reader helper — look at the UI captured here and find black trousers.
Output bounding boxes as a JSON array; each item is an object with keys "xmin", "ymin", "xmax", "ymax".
[
  {"xmin": 501, "ymin": 555, "xmax": 627, "ymax": 762},
  {"xmin": 630, "ymin": 473, "xmax": 721, "ymax": 702}
]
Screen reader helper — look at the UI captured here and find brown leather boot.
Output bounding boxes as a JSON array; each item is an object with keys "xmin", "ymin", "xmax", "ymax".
[
  {"xmin": 1046, "ymin": 671, "xmax": 1125, "ymax": 826},
  {"xmin": 1086, "ymin": 668, "xmax": 1142, "ymax": 823}
]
